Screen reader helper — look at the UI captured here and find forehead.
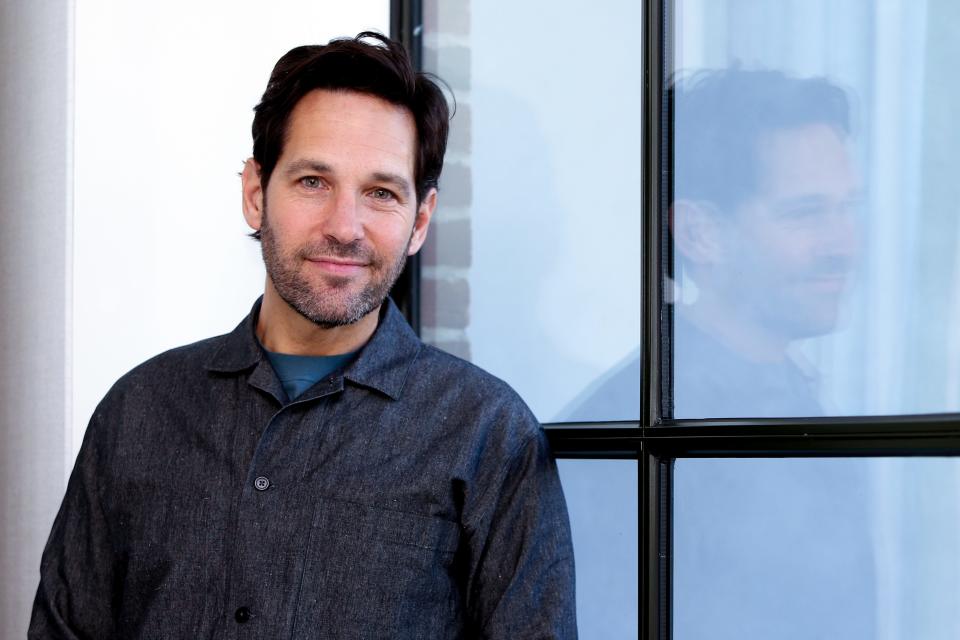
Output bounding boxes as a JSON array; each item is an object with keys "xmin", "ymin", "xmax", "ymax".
[
  {"xmin": 754, "ymin": 123, "xmax": 857, "ymax": 199},
  {"xmin": 281, "ymin": 89, "xmax": 417, "ymax": 176}
]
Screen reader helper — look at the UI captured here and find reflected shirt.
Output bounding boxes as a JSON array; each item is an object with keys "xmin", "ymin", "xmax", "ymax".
[
  {"xmin": 674, "ymin": 458, "xmax": 876, "ymax": 640},
  {"xmin": 555, "ymin": 311, "xmax": 821, "ymax": 422},
  {"xmin": 673, "ymin": 313, "xmax": 822, "ymax": 418},
  {"xmin": 557, "ymin": 348, "xmax": 641, "ymax": 422},
  {"xmin": 30, "ymin": 298, "xmax": 577, "ymax": 639},
  {"xmin": 669, "ymin": 315, "xmax": 874, "ymax": 639}
]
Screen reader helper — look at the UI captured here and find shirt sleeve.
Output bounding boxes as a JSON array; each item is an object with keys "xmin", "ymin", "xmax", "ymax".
[
  {"xmin": 29, "ymin": 409, "xmax": 118, "ymax": 640},
  {"xmin": 464, "ymin": 425, "xmax": 578, "ymax": 639}
]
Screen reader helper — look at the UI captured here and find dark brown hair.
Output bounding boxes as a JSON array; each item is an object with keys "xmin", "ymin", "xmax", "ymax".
[
  {"xmin": 671, "ymin": 68, "xmax": 851, "ymax": 212},
  {"xmin": 250, "ymin": 32, "xmax": 449, "ymax": 221}
]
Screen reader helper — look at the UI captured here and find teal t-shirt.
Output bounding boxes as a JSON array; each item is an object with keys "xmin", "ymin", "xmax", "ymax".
[{"xmin": 263, "ymin": 349, "xmax": 357, "ymax": 402}]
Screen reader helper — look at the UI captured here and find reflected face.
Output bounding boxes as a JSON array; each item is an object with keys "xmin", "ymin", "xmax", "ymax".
[
  {"xmin": 719, "ymin": 123, "xmax": 860, "ymax": 338},
  {"xmin": 251, "ymin": 90, "xmax": 431, "ymax": 327}
]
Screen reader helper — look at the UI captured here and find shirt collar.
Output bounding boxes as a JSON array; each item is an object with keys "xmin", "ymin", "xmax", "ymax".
[{"xmin": 205, "ymin": 296, "xmax": 421, "ymax": 401}]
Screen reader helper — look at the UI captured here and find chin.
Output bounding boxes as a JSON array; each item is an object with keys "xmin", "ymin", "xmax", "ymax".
[{"xmin": 780, "ymin": 310, "xmax": 842, "ymax": 340}]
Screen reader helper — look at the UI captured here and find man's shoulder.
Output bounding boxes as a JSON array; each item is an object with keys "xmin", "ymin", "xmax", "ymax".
[
  {"xmin": 80, "ymin": 331, "xmax": 237, "ymax": 452},
  {"xmin": 416, "ymin": 343, "xmax": 527, "ymax": 402},
  {"xmin": 408, "ymin": 343, "xmax": 540, "ymax": 434},
  {"xmin": 104, "ymin": 332, "xmax": 231, "ymax": 400}
]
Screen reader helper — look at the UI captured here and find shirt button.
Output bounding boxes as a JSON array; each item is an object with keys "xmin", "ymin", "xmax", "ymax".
[
  {"xmin": 235, "ymin": 606, "xmax": 252, "ymax": 623},
  {"xmin": 254, "ymin": 476, "xmax": 270, "ymax": 491}
]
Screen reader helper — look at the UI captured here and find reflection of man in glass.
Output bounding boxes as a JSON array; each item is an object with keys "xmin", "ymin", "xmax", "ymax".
[
  {"xmin": 559, "ymin": 69, "xmax": 858, "ymax": 421},
  {"xmin": 670, "ymin": 70, "xmax": 875, "ymax": 640},
  {"xmin": 672, "ymin": 69, "xmax": 860, "ymax": 418}
]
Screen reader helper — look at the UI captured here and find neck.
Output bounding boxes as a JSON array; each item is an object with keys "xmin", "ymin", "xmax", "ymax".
[
  {"xmin": 256, "ymin": 279, "xmax": 380, "ymax": 356},
  {"xmin": 682, "ymin": 292, "xmax": 790, "ymax": 363}
]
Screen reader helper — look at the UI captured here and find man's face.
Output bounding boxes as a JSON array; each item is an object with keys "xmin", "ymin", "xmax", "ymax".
[
  {"xmin": 244, "ymin": 89, "xmax": 434, "ymax": 327},
  {"xmin": 716, "ymin": 123, "xmax": 860, "ymax": 339}
]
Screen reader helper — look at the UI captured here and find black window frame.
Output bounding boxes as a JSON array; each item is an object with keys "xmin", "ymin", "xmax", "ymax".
[{"xmin": 394, "ymin": 1, "xmax": 960, "ymax": 638}]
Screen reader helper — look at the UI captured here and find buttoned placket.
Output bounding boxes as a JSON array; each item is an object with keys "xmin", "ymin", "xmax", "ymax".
[
  {"xmin": 222, "ymin": 361, "xmax": 345, "ymax": 638},
  {"xmin": 198, "ymin": 299, "xmax": 422, "ymax": 639}
]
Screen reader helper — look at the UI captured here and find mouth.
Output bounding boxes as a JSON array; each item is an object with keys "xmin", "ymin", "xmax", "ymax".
[
  {"xmin": 305, "ymin": 257, "xmax": 369, "ymax": 276},
  {"xmin": 805, "ymin": 274, "xmax": 848, "ymax": 294}
]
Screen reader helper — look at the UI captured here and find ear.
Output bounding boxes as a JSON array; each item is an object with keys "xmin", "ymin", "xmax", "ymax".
[
  {"xmin": 406, "ymin": 188, "xmax": 437, "ymax": 255},
  {"xmin": 241, "ymin": 158, "xmax": 265, "ymax": 232},
  {"xmin": 672, "ymin": 199, "xmax": 725, "ymax": 264}
]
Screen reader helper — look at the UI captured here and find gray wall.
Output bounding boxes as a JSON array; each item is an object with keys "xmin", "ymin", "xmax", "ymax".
[{"xmin": 0, "ymin": 1, "xmax": 72, "ymax": 637}]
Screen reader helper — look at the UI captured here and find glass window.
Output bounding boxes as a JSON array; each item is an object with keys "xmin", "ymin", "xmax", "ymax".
[
  {"xmin": 414, "ymin": 2, "xmax": 960, "ymax": 639},
  {"xmin": 674, "ymin": 457, "xmax": 960, "ymax": 639},
  {"xmin": 419, "ymin": 4, "xmax": 645, "ymax": 634},
  {"xmin": 670, "ymin": 0, "xmax": 960, "ymax": 418},
  {"xmin": 557, "ymin": 459, "xmax": 639, "ymax": 638},
  {"xmin": 421, "ymin": 0, "xmax": 643, "ymax": 423}
]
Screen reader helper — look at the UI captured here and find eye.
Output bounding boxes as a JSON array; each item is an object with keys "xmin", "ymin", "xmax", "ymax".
[
  {"xmin": 300, "ymin": 176, "xmax": 322, "ymax": 189},
  {"xmin": 776, "ymin": 198, "xmax": 830, "ymax": 221},
  {"xmin": 781, "ymin": 205, "xmax": 824, "ymax": 219},
  {"xmin": 371, "ymin": 187, "xmax": 397, "ymax": 201}
]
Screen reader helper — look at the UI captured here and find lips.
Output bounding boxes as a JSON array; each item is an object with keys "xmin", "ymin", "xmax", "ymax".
[
  {"xmin": 804, "ymin": 274, "xmax": 848, "ymax": 294},
  {"xmin": 305, "ymin": 257, "xmax": 369, "ymax": 276}
]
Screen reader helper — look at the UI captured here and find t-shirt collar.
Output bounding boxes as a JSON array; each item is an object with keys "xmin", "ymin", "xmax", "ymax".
[{"xmin": 205, "ymin": 296, "xmax": 421, "ymax": 401}]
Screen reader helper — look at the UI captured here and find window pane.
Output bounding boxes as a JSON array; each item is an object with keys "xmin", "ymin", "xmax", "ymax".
[
  {"xmin": 421, "ymin": 0, "xmax": 643, "ymax": 422},
  {"xmin": 670, "ymin": 0, "xmax": 960, "ymax": 417},
  {"xmin": 674, "ymin": 457, "xmax": 960, "ymax": 639},
  {"xmin": 557, "ymin": 459, "xmax": 639, "ymax": 637}
]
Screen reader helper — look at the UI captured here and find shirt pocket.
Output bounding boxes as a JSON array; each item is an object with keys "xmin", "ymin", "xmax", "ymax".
[{"xmin": 293, "ymin": 497, "xmax": 463, "ymax": 639}]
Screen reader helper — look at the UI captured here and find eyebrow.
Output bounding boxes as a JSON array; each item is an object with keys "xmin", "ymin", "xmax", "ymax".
[
  {"xmin": 778, "ymin": 190, "xmax": 865, "ymax": 206},
  {"xmin": 282, "ymin": 159, "xmax": 334, "ymax": 176},
  {"xmin": 281, "ymin": 160, "xmax": 413, "ymax": 199}
]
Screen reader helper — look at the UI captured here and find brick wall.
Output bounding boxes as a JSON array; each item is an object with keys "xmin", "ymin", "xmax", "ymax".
[{"xmin": 421, "ymin": 1, "xmax": 473, "ymax": 360}]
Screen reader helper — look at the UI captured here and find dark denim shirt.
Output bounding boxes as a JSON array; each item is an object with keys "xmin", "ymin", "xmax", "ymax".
[{"xmin": 30, "ymin": 299, "xmax": 577, "ymax": 639}]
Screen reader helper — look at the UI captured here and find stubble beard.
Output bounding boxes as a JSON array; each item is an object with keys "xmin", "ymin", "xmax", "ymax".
[{"xmin": 259, "ymin": 205, "xmax": 410, "ymax": 328}]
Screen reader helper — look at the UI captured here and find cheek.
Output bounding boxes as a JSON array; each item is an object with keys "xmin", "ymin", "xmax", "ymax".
[
  {"xmin": 368, "ymin": 222, "xmax": 416, "ymax": 255},
  {"xmin": 737, "ymin": 223, "xmax": 820, "ymax": 277}
]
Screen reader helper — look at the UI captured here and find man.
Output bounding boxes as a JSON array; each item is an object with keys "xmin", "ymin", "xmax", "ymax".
[
  {"xmin": 560, "ymin": 68, "xmax": 859, "ymax": 421},
  {"xmin": 666, "ymin": 69, "xmax": 874, "ymax": 640},
  {"xmin": 670, "ymin": 68, "xmax": 860, "ymax": 418},
  {"xmin": 30, "ymin": 32, "xmax": 576, "ymax": 639}
]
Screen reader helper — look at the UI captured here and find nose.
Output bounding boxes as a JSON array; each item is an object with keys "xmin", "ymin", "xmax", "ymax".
[{"xmin": 321, "ymin": 189, "xmax": 364, "ymax": 244}]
